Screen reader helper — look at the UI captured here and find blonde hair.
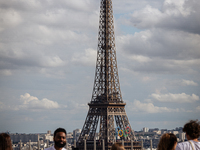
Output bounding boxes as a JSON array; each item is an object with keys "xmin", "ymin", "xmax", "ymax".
[{"xmin": 157, "ymin": 133, "xmax": 177, "ymax": 150}]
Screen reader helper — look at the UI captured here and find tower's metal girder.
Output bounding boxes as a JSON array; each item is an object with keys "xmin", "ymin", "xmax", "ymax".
[{"xmin": 78, "ymin": 0, "xmax": 135, "ymax": 148}]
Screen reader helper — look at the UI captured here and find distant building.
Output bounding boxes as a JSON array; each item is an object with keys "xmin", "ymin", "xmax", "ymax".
[
  {"xmin": 172, "ymin": 131, "xmax": 179, "ymax": 135},
  {"xmin": 73, "ymin": 129, "xmax": 81, "ymax": 141},
  {"xmin": 160, "ymin": 129, "xmax": 167, "ymax": 134},
  {"xmin": 143, "ymin": 127, "xmax": 149, "ymax": 132},
  {"xmin": 149, "ymin": 128, "xmax": 159, "ymax": 132},
  {"xmin": 175, "ymin": 127, "xmax": 183, "ymax": 131},
  {"xmin": 47, "ymin": 130, "xmax": 51, "ymax": 135},
  {"xmin": 10, "ymin": 134, "xmax": 39, "ymax": 143},
  {"xmin": 44, "ymin": 134, "xmax": 53, "ymax": 142},
  {"xmin": 155, "ymin": 130, "xmax": 161, "ymax": 135},
  {"xmin": 67, "ymin": 132, "xmax": 73, "ymax": 144},
  {"xmin": 179, "ymin": 132, "xmax": 186, "ymax": 142}
]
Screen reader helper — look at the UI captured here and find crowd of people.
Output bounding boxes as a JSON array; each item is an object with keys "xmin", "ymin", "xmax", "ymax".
[
  {"xmin": 157, "ymin": 120, "xmax": 200, "ymax": 150},
  {"xmin": 0, "ymin": 120, "xmax": 200, "ymax": 150}
]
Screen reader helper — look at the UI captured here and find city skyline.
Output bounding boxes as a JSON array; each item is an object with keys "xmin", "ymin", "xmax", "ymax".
[
  {"xmin": 7, "ymin": 126, "xmax": 183, "ymax": 134},
  {"xmin": 0, "ymin": 0, "xmax": 200, "ymax": 133}
]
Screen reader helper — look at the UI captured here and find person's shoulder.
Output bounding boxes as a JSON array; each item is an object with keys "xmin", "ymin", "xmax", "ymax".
[
  {"xmin": 176, "ymin": 141, "xmax": 190, "ymax": 150},
  {"xmin": 175, "ymin": 143, "xmax": 182, "ymax": 150},
  {"xmin": 178, "ymin": 141, "xmax": 190, "ymax": 145},
  {"xmin": 44, "ymin": 146, "xmax": 55, "ymax": 150}
]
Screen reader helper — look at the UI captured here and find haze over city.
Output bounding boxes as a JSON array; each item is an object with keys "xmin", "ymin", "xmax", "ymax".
[{"xmin": 0, "ymin": 0, "xmax": 200, "ymax": 134}]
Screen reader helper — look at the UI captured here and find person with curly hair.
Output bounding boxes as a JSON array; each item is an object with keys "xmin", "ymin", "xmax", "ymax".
[
  {"xmin": 0, "ymin": 133, "xmax": 13, "ymax": 150},
  {"xmin": 176, "ymin": 120, "xmax": 200, "ymax": 150},
  {"xmin": 157, "ymin": 133, "xmax": 177, "ymax": 150}
]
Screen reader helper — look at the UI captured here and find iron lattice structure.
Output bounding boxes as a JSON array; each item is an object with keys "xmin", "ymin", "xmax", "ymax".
[{"xmin": 77, "ymin": 0, "xmax": 136, "ymax": 149}]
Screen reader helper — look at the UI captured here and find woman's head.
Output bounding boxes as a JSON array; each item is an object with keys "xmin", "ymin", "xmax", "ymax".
[
  {"xmin": 0, "ymin": 133, "xmax": 13, "ymax": 150},
  {"xmin": 157, "ymin": 133, "xmax": 177, "ymax": 150},
  {"xmin": 183, "ymin": 120, "xmax": 200, "ymax": 140},
  {"xmin": 111, "ymin": 143, "xmax": 125, "ymax": 150}
]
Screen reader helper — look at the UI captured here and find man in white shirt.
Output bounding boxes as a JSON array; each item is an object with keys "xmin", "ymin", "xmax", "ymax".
[
  {"xmin": 45, "ymin": 128, "xmax": 67, "ymax": 150},
  {"xmin": 175, "ymin": 120, "xmax": 200, "ymax": 150}
]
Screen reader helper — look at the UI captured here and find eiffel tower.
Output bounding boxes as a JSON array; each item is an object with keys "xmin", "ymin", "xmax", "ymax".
[{"xmin": 77, "ymin": 0, "xmax": 141, "ymax": 149}]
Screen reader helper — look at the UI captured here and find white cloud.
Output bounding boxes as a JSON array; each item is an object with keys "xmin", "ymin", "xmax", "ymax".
[
  {"xmin": 0, "ymin": 101, "xmax": 13, "ymax": 111},
  {"xmin": 142, "ymin": 76, "xmax": 151, "ymax": 82},
  {"xmin": 130, "ymin": 5, "xmax": 163, "ymax": 28},
  {"xmin": 151, "ymin": 93, "xmax": 199, "ymax": 103},
  {"xmin": 20, "ymin": 93, "xmax": 38, "ymax": 104},
  {"xmin": 117, "ymin": 28, "xmax": 200, "ymax": 74},
  {"xmin": 0, "ymin": 102, "xmax": 4, "ymax": 111},
  {"xmin": 167, "ymin": 79, "xmax": 199, "ymax": 87},
  {"xmin": 128, "ymin": 0, "xmax": 200, "ymax": 34},
  {"xmin": 41, "ymin": 55, "xmax": 65, "ymax": 67},
  {"xmin": 67, "ymin": 101, "xmax": 88, "ymax": 114},
  {"xmin": 71, "ymin": 48, "xmax": 96, "ymax": 66},
  {"xmin": 0, "ymin": 69, "xmax": 12, "ymax": 76},
  {"xmin": 0, "ymin": 8, "xmax": 22, "ymax": 31},
  {"xmin": 0, "ymin": 0, "xmax": 98, "ymax": 78},
  {"xmin": 128, "ymin": 100, "xmax": 179, "ymax": 113},
  {"xmin": 181, "ymin": 79, "xmax": 198, "ymax": 86},
  {"xmin": 19, "ymin": 93, "xmax": 61, "ymax": 110},
  {"xmin": 119, "ymin": 29, "xmax": 200, "ymax": 60},
  {"xmin": 163, "ymin": 0, "xmax": 193, "ymax": 17},
  {"xmin": 196, "ymin": 106, "xmax": 200, "ymax": 112},
  {"xmin": 0, "ymin": 45, "xmax": 67, "ymax": 77},
  {"xmin": 127, "ymin": 55, "xmax": 152, "ymax": 63}
]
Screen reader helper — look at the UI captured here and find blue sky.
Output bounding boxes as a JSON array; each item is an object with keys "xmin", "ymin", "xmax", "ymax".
[{"xmin": 0, "ymin": 0, "xmax": 200, "ymax": 134}]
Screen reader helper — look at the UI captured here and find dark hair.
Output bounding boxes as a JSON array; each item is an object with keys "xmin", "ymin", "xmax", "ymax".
[
  {"xmin": 183, "ymin": 120, "xmax": 200, "ymax": 139},
  {"xmin": 54, "ymin": 128, "xmax": 66, "ymax": 137},
  {"xmin": 0, "ymin": 133, "xmax": 13, "ymax": 150},
  {"xmin": 157, "ymin": 133, "xmax": 177, "ymax": 150},
  {"xmin": 111, "ymin": 143, "xmax": 124, "ymax": 150}
]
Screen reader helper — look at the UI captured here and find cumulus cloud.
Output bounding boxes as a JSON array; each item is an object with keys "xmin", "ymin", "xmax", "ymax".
[
  {"xmin": 163, "ymin": 0, "xmax": 192, "ymax": 17},
  {"xmin": 118, "ymin": 29, "xmax": 200, "ymax": 60},
  {"xmin": 118, "ymin": 0, "xmax": 200, "ymax": 76},
  {"xmin": 117, "ymin": 28, "xmax": 200, "ymax": 74},
  {"xmin": 18, "ymin": 93, "xmax": 61, "ymax": 110},
  {"xmin": 0, "ymin": 49, "xmax": 66, "ymax": 77},
  {"xmin": 165, "ymin": 79, "xmax": 199, "ymax": 87},
  {"xmin": 128, "ymin": 100, "xmax": 179, "ymax": 113},
  {"xmin": 151, "ymin": 93, "xmax": 199, "ymax": 103},
  {"xmin": 128, "ymin": 0, "xmax": 200, "ymax": 34},
  {"xmin": 168, "ymin": 79, "xmax": 199, "ymax": 86},
  {"xmin": 181, "ymin": 79, "xmax": 198, "ymax": 86},
  {"xmin": 71, "ymin": 48, "xmax": 96, "ymax": 66},
  {"xmin": 0, "ymin": 0, "xmax": 98, "ymax": 78}
]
